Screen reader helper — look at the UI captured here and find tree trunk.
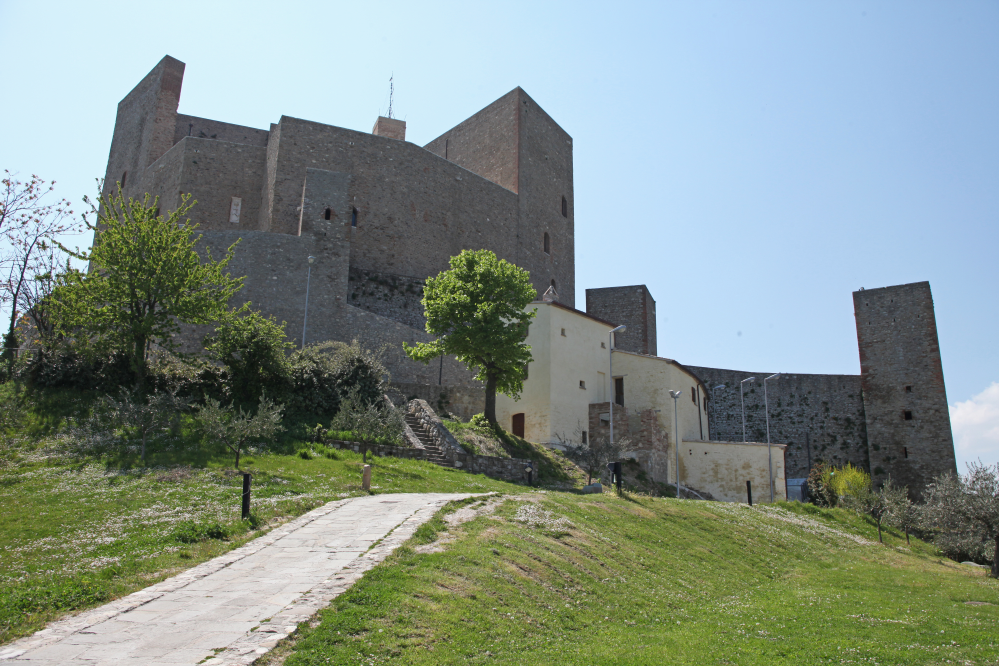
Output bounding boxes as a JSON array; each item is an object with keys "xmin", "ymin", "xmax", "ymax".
[
  {"xmin": 877, "ymin": 519, "xmax": 882, "ymax": 543},
  {"xmin": 234, "ymin": 444, "xmax": 241, "ymax": 470},
  {"xmin": 141, "ymin": 431, "xmax": 147, "ymax": 467},
  {"xmin": 905, "ymin": 527, "xmax": 910, "ymax": 545},
  {"xmin": 133, "ymin": 335, "xmax": 147, "ymax": 395},
  {"xmin": 993, "ymin": 535, "xmax": 999, "ymax": 579},
  {"xmin": 484, "ymin": 371, "xmax": 497, "ymax": 426}
]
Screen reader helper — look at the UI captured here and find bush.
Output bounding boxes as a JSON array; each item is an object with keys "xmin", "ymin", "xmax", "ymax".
[
  {"xmin": 203, "ymin": 309, "xmax": 293, "ymax": 407},
  {"xmin": 17, "ymin": 347, "xmax": 133, "ymax": 391},
  {"xmin": 286, "ymin": 340, "xmax": 388, "ymax": 416},
  {"xmin": 325, "ymin": 388, "xmax": 405, "ymax": 445},
  {"xmin": 173, "ymin": 520, "xmax": 232, "ymax": 543},
  {"xmin": 829, "ymin": 463, "xmax": 871, "ymax": 502}
]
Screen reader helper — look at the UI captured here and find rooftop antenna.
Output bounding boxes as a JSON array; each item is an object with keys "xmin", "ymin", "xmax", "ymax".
[{"xmin": 387, "ymin": 74, "xmax": 394, "ymax": 119}]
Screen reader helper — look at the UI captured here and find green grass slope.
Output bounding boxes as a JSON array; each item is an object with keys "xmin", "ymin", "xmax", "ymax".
[{"xmin": 275, "ymin": 493, "xmax": 999, "ymax": 665}]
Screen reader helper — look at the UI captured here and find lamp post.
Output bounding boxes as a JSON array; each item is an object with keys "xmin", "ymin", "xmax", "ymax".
[
  {"xmin": 302, "ymin": 256, "xmax": 316, "ymax": 348},
  {"xmin": 740, "ymin": 377, "xmax": 756, "ymax": 442},
  {"xmin": 669, "ymin": 389, "xmax": 682, "ymax": 498},
  {"xmin": 608, "ymin": 325, "xmax": 627, "ymax": 450},
  {"xmin": 764, "ymin": 372, "xmax": 781, "ymax": 502}
]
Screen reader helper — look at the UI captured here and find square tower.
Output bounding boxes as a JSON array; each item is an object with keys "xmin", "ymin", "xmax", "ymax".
[
  {"xmin": 854, "ymin": 281, "xmax": 956, "ymax": 498},
  {"xmin": 585, "ymin": 285, "xmax": 657, "ymax": 356}
]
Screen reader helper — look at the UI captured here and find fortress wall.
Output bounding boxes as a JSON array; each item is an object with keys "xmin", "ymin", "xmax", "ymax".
[
  {"xmin": 145, "ymin": 137, "xmax": 268, "ymax": 231},
  {"xmin": 104, "ymin": 56, "xmax": 185, "ymax": 201},
  {"xmin": 424, "ymin": 89, "xmax": 520, "ymax": 193},
  {"xmin": 173, "ymin": 114, "xmax": 269, "ymax": 147},
  {"xmin": 687, "ymin": 366, "xmax": 868, "ymax": 479},
  {"xmin": 854, "ymin": 282, "xmax": 956, "ymax": 498},
  {"xmin": 517, "ymin": 90, "xmax": 575, "ymax": 307},
  {"xmin": 347, "ymin": 267, "xmax": 426, "ymax": 330},
  {"xmin": 585, "ymin": 285, "xmax": 657, "ymax": 356}
]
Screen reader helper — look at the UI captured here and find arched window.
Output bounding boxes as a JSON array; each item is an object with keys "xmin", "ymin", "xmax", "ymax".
[
  {"xmin": 543, "ymin": 232, "xmax": 550, "ymax": 254},
  {"xmin": 324, "ymin": 208, "xmax": 332, "ymax": 221},
  {"xmin": 561, "ymin": 196, "xmax": 568, "ymax": 218}
]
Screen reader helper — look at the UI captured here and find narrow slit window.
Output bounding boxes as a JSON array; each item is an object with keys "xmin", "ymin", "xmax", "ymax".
[
  {"xmin": 691, "ymin": 387, "xmax": 697, "ymax": 404},
  {"xmin": 121, "ymin": 171, "xmax": 127, "ymax": 188},
  {"xmin": 561, "ymin": 328, "xmax": 566, "ymax": 337},
  {"xmin": 324, "ymin": 207, "xmax": 332, "ymax": 221},
  {"xmin": 551, "ymin": 278, "xmax": 557, "ymax": 291},
  {"xmin": 615, "ymin": 377, "xmax": 624, "ymax": 406},
  {"xmin": 561, "ymin": 195, "xmax": 567, "ymax": 217},
  {"xmin": 903, "ymin": 446, "xmax": 909, "ymax": 458},
  {"xmin": 544, "ymin": 232, "xmax": 550, "ymax": 254},
  {"xmin": 351, "ymin": 206, "xmax": 358, "ymax": 227},
  {"xmin": 581, "ymin": 431, "xmax": 587, "ymax": 444}
]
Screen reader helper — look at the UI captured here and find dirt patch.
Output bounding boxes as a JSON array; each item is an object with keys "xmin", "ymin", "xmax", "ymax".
[
  {"xmin": 414, "ymin": 496, "xmax": 506, "ymax": 554},
  {"xmin": 964, "ymin": 601, "xmax": 994, "ymax": 606}
]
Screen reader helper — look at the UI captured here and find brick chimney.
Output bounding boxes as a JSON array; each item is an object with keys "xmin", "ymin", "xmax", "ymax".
[{"xmin": 372, "ymin": 116, "xmax": 406, "ymax": 141}]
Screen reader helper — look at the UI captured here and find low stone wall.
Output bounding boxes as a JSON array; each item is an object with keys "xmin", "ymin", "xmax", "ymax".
[
  {"xmin": 324, "ymin": 439, "xmax": 533, "ymax": 484},
  {"xmin": 407, "ymin": 399, "xmax": 466, "ymax": 456},
  {"xmin": 391, "ymin": 382, "xmax": 485, "ymax": 421}
]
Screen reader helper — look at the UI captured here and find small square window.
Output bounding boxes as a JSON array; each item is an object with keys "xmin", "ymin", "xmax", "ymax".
[
  {"xmin": 904, "ymin": 385, "xmax": 912, "ymax": 393},
  {"xmin": 579, "ymin": 380, "xmax": 586, "ymax": 389},
  {"xmin": 561, "ymin": 328, "xmax": 566, "ymax": 337},
  {"xmin": 903, "ymin": 410, "xmax": 913, "ymax": 421},
  {"xmin": 601, "ymin": 341, "xmax": 606, "ymax": 348}
]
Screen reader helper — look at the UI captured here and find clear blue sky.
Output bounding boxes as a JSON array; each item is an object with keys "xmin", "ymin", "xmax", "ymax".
[{"xmin": 2, "ymin": 1, "xmax": 996, "ymax": 465}]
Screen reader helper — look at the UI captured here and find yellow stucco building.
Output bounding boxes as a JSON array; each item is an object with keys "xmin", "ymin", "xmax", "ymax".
[{"xmin": 496, "ymin": 298, "xmax": 786, "ymax": 502}]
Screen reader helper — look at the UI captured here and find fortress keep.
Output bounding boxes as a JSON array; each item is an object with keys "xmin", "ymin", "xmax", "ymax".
[{"xmin": 102, "ymin": 57, "xmax": 957, "ymax": 499}]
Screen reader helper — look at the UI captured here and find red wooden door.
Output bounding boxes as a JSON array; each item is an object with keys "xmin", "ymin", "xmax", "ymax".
[{"xmin": 512, "ymin": 413, "xmax": 525, "ymax": 438}]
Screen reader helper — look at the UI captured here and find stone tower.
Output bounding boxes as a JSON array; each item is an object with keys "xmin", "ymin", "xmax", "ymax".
[
  {"xmin": 853, "ymin": 281, "xmax": 956, "ymax": 499},
  {"xmin": 585, "ymin": 285, "xmax": 657, "ymax": 356}
]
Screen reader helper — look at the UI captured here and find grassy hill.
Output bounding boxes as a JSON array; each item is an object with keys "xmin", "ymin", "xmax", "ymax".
[{"xmin": 268, "ymin": 494, "xmax": 999, "ymax": 665}]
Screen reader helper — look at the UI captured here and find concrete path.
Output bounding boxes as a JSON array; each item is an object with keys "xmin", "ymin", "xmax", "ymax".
[{"xmin": 0, "ymin": 493, "xmax": 478, "ymax": 666}]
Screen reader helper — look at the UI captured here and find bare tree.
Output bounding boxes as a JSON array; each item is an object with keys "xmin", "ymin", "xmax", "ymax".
[
  {"xmin": 557, "ymin": 422, "xmax": 625, "ymax": 485},
  {"xmin": 1, "ymin": 171, "xmax": 80, "ymax": 363},
  {"xmin": 923, "ymin": 462, "xmax": 999, "ymax": 578}
]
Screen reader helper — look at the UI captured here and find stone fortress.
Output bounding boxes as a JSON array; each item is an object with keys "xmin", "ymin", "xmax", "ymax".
[{"xmin": 103, "ymin": 56, "xmax": 956, "ymax": 499}]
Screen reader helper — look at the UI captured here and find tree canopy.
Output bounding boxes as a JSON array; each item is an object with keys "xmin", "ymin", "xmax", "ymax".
[
  {"xmin": 53, "ymin": 187, "xmax": 243, "ymax": 392},
  {"xmin": 404, "ymin": 249, "xmax": 536, "ymax": 425}
]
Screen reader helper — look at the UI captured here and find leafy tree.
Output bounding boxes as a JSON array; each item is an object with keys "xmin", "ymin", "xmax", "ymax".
[
  {"xmin": 52, "ymin": 186, "xmax": 243, "ymax": 393},
  {"xmin": 885, "ymin": 484, "xmax": 918, "ymax": 546},
  {"xmin": 923, "ymin": 462, "xmax": 999, "ymax": 578},
  {"xmin": 404, "ymin": 249, "xmax": 536, "ymax": 426},
  {"xmin": 286, "ymin": 340, "xmax": 388, "ymax": 416},
  {"xmin": 197, "ymin": 395, "xmax": 285, "ymax": 469},
  {"xmin": 204, "ymin": 307, "xmax": 293, "ymax": 407}
]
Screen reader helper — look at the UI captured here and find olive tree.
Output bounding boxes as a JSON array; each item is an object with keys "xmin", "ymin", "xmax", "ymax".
[
  {"xmin": 923, "ymin": 462, "xmax": 999, "ymax": 578},
  {"xmin": 404, "ymin": 249, "xmax": 536, "ymax": 426}
]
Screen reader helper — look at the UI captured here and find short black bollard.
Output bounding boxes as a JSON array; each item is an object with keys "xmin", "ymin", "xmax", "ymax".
[
  {"xmin": 746, "ymin": 480, "xmax": 753, "ymax": 506},
  {"xmin": 241, "ymin": 472, "xmax": 252, "ymax": 520},
  {"xmin": 525, "ymin": 464, "xmax": 534, "ymax": 486}
]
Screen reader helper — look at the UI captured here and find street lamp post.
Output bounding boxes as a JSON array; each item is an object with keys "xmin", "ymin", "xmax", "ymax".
[
  {"xmin": 302, "ymin": 256, "xmax": 316, "ymax": 348},
  {"xmin": 669, "ymin": 389, "xmax": 682, "ymax": 499},
  {"xmin": 764, "ymin": 372, "xmax": 781, "ymax": 502},
  {"xmin": 740, "ymin": 377, "xmax": 756, "ymax": 442},
  {"xmin": 608, "ymin": 325, "xmax": 627, "ymax": 451}
]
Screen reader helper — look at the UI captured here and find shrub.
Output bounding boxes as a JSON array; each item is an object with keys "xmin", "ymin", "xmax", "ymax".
[
  {"xmin": 326, "ymin": 388, "xmax": 404, "ymax": 445},
  {"xmin": 197, "ymin": 395, "xmax": 285, "ymax": 469},
  {"xmin": 829, "ymin": 463, "xmax": 871, "ymax": 503},
  {"xmin": 173, "ymin": 520, "xmax": 231, "ymax": 543},
  {"xmin": 285, "ymin": 340, "xmax": 388, "ymax": 416},
  {"xmin": 203, "ymin": 308, "xmax": 293, "ymax": 407},
  {"xmin": 17, "ymin": 347, "xmax": 133, "ymax": 391}
]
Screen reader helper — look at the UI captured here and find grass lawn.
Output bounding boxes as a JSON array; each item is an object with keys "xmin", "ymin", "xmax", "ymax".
[
  {"xmin": 271, "ymin": 494, "xmax": 999, "ymax": 665},
  {"xmin": 0, "ymin": 386, "xmax": 537, "ymax": 644}
]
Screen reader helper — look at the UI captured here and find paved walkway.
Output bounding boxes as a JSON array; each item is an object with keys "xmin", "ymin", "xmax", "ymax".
[{"xmin": 0, "ymin": 493, "xmax": 479, "ymax": 666}]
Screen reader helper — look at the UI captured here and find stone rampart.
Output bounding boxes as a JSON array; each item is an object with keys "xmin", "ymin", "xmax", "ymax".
[{"xmin": 687, "ymin": 366, "xmax": 868, "ymax": 479}]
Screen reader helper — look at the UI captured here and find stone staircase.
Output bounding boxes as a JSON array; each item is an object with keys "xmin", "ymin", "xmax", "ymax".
[{"xmin": 404, "ymin": 412, "xmax": 452, "ymax": 467}]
